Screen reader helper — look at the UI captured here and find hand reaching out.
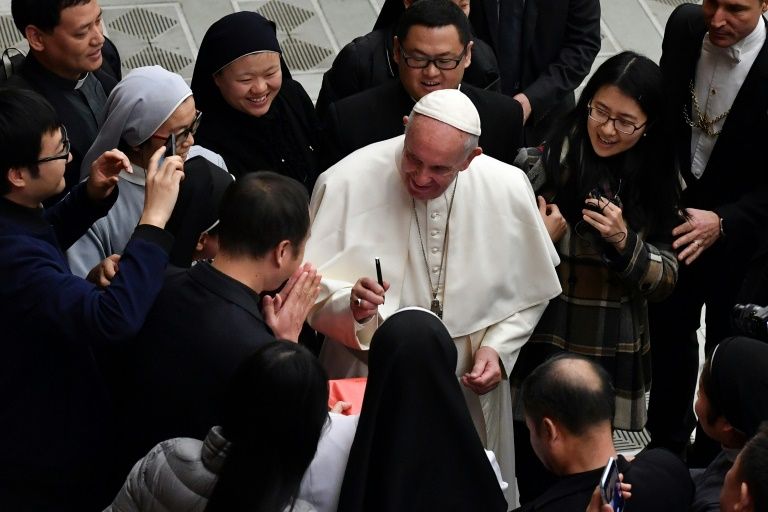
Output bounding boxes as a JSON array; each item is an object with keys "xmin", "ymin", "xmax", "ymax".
[{"xmin": 86, "ymin": 149, "xmax": 131, "ymax": 201}]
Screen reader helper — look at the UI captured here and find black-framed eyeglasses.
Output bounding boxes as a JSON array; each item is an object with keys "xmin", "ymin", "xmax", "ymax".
[
  {"xmin": 398, "ymin": 46, "xmax": 468, "ymax": 70},
  {"xmin": 36, "ymin": 125, "xmax": 71, "ymax": 163},
  {"xmin": 587, "ymin": 104, "xmax": 646, "ymax": 135},
  {"xmin": 151, "ymin": 110, "xmax": 203, "ymax": 146}
]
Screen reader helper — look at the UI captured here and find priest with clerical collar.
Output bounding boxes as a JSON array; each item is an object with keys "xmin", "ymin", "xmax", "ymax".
[
  {"xmin": 9, "ymin": 0, "xmax": 121, "ymax": 204},
  {"xmin": 306, "ymin": 88, "xmax": 561, "ymax": 506}
]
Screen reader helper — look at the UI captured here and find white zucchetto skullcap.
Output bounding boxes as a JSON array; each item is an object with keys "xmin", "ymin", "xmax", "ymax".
[{"xmin": 411, "ymin": 89, "xmax": 481, "ymax": 136}]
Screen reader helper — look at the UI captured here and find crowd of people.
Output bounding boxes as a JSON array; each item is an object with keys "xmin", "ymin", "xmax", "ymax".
[{"xmin": 0, "ymin": 0, "xmax": 767, "ymax": 511}]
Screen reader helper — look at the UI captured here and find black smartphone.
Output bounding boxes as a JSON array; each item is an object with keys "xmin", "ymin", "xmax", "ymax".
[
  {"xmin": 164, "ymin": 133, "xmax": 176, "ymax": 158},
  {"xmin": 600, "ymin": 457, "xmax": 624, "ymax": 512}
]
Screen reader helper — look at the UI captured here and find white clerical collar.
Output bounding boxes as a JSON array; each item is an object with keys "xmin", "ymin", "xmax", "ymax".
[
  {"xmin": 704, "ymin": 19, "xmax": 766, "ymax": 63},
  {"xmin": 119, "ymin": 163, "xmax": 147, "ymax": 186},
  {"xmin": 74, "ymin": 72, "xmax": 90, "ymax": 90}
]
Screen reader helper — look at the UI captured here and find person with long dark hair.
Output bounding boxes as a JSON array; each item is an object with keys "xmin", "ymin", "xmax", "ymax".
[
  {"xmin": 106, "ymin": 341, "xmax": 329, "ymax": 512},
  {"xmin": 191, "ymin": 12, "xmax": 320, "ymax": 193},
  {"xmin": 509, "ymin": 51, "xmax": 682, "ymax": 502},
  {"xmin": 337, "ymin": 308, "xmax": 508, "ymax": 511}
]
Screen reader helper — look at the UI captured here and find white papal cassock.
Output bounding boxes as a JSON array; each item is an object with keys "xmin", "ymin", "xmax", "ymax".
[{"xmin": 306, "ymin": 135, "xmax": 561, "ymax": 506}]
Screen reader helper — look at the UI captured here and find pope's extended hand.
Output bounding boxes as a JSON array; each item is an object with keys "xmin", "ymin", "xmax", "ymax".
[
  {"xmin": 538, "ymin": 195, "xmax": 567, "ymax": 242},
  {"xmin": 350, "ymin": 277, "xmax": 390, "ymax": 322},
  {"xmin": 461, "ymin": 346, "xmax": 502, "ymax": 395}
]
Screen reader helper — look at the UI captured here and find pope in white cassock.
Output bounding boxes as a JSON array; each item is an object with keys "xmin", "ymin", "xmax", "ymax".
[{"xmin": 305, "ymin": 89, "xmax": 561, "ymax": 505}]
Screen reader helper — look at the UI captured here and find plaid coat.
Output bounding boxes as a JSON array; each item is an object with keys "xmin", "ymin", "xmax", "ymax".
[{"xmin": 510, "ymin": 156, "xmax": 679, "ymax": 430}]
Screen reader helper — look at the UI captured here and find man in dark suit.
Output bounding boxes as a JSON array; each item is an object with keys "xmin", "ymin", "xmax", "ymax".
[
  {"xmin": 646, "ymin": 0, "xmax": 768, "ymax": 460},
  {"xmin": 10, "ymin": 0, "xmax": 121, "ymax": 203},
  {"xmin": 469, "ymin": 0, "xmax": 601, "ymax": 144},
  {"xmin": 111, "ymin": 172, "xmax": 322, "ymax": 480},
  {"xmin": 321, "ymin": 0, "xmax": 523, "ymax": 168},
  {"xmin": 315, "ymin": 0, "xmax": 502, "ymax": 119}
]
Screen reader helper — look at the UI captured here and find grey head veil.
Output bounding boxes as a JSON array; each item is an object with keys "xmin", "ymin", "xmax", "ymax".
[{"xmin": 80, "ymin": 65, "xmax": 192, "ymax": 179}]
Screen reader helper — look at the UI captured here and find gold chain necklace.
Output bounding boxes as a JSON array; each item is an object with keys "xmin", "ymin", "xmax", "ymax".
[
  {"xmin": 683, "ymin": 80, "xmax": 730, "ymax": 137},
  {"xmin": 411, "ymin": 176, "xmax": 459, "ymax": 319}
]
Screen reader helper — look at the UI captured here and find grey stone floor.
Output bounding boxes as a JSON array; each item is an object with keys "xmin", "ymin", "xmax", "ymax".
[{"xmin": 0, "ymin": 0, "xmax": 708, "ymax": 454}]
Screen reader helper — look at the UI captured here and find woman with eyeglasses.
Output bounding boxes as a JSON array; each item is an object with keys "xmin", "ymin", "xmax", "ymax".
[
  {"xmin": 191, "ymin": 11, "xmax": 320, "ymax": 193},
  {"xmin": 67, "ymin": 65, "xmax": 234, "ymax": 279},
  {"xmin": 508, "ymin": 51, "xmax": 683, "ymax": 502}
]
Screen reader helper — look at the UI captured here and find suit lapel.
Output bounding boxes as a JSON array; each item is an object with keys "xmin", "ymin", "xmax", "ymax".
[{"xmin": 705, "ymin": 28, "xmax": 768, "ymax": 176}]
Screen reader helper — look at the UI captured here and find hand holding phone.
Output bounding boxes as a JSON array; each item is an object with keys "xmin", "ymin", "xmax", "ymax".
[
  {"xmin": 164, "ymin": 133, "xmax": 176, "ymax": 158},
  {"xmin": 600, "ymin": 457, "xmax": 624, "ymax": 512}
]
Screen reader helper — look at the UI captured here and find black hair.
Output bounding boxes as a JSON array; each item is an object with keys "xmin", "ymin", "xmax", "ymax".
[
  {"xmin": 205, "ymin": 341, "xmax": 329, "ymax": 512},
  {"xmin": 699, "ymin": 356, "xmax": 725, "ymax": 425},
  {"xmin": 11, "ymin": 0, "xmax": 91, "ymax": 35},
  {"xmin": 395, "ymin": 0, "xmax": 472, "ymax": 47},
  {"xmin": 217, "ymin": 172, "xmax": 309, "ymax": 259},
  {"xmin": 542, "ymin": 51, "xmax": 681, "ymax": 236},
  {"xmin": 0, "ymin": 88, "xmax": 60, "ymax": 195},
  {"xmin": 522, "ymin": 353, "xmax": 615, "ymax": 435},
  {"xmin": 739, "ymin": 422, "xmax": 768, "ymax": 511}
]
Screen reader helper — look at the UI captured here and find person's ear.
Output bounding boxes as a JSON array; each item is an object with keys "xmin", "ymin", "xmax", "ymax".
[
  {"xmin": 459, "ymin": 147, "xmax": 483, "ymax": 172},
  {"xmin": 403, "ymin": 0, "xmax": 415, "ymax": 7},
  {"xmin": 393, "ymin": 37, "xmax": 402, "ymax": 65},
  {"xmin": 402, "ymin": 115, "xmax": 409, "ymax": 127},
  {"xmin": 274, "ymin": 239, "xmax": 291, "ymax": 268},
  {"xmin": 735, "ymin": 481, "xmax": 753, "ymax": 511},
  {"xmin": 542, "ymin": 417, "xmax": 559, "ymax": 443},
  {"xmin": 25, "ymin": 26, "xmax": 46, "ymax": 52},
  {"xmin": 195, "ymin": 232, "xmax": 207, "ymax": 253},
  {"xmin": 6, "ymin": 167, "xmax": 27, "ymax": 189},
  {"xmin": 463, "ymin": 40, "xmax": 474, "ymax": 69}
]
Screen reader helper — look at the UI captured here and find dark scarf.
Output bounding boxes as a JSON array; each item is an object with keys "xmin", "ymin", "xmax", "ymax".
[
  {"xmin": 190, "ymin": 12, "xmax": 319, "ymax": 192},
  {"xmin": 337, "ymin": 309, "xmax": 508, "ymax": 512}
]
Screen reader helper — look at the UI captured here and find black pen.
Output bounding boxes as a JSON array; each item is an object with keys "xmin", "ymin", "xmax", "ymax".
[{"xmin": 375, "ymin": 257, "xmax": 383, "ymax": 287}]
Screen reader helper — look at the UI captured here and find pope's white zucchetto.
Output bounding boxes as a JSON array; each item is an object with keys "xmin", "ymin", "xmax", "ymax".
[{"xmin": 411, "ymin": 89, "xmax": 482, "ymax": 136}]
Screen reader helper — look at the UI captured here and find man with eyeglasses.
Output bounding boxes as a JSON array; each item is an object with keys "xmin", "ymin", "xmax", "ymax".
[
  {"xmin": 0, "ymin": 88, "xmax": 184, "ymax": 510},
  {"xmin": 320, "ymin": 0, "xmax": 524, "ymax": 168},
  {"xmin": 307, "ymin": 89, "xmax": 561, "ymax": 506},
  {"xmin": 315, "ymin": 0, "xmax": 501, "ymax": 119},
  {"xmin": 9, "ymin": 0, "xmax": 123, "ymax": 205},
  {"xmin": 646, "ymin": 0, "xmax": 768, "ymax": 465}
]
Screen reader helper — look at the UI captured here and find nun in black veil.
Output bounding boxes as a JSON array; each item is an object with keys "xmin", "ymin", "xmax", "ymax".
[
  {"xmin": 191, "ymin": 12, "xmax": 320, "ymax": 193},
  {"xmin": 337, "ymin": 308, "xmax": 508, "ymax": 512}
]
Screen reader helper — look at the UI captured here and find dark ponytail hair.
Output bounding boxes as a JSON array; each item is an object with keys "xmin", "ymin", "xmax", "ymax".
[
  {"xmin": 205, "ymin": 341, "xmax": 329, "ymax": 512},
  {"xmin": 543, "ymin": 51, "xmax": 681, "ymax": 235}
]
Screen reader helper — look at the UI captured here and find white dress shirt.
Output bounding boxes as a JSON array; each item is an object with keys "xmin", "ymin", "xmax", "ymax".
[{"xmin": 691, "ymin": 19, "xmax": 766, "ymax": 178}]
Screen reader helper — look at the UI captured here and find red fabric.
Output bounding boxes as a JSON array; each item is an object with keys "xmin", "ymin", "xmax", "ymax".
[{"xmin": 328, "ymin": 378, "xmax": 367, "ymax": 415}]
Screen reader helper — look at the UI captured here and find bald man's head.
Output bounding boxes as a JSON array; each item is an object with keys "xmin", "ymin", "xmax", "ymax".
[{"xmin": 522, "ymin": 354, "xmax": 615, "ymax": 435}]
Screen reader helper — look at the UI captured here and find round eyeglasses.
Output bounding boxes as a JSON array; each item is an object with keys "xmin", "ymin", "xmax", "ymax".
[
  {"xmin": 587, "ymin": 105, "xmax": 646, "ymax": 135},
  {"xmin": 36, "ymin": 125, "xmax": 71, "ymax": 164},
  {"xmin": 398, "ymin": 46, "xmax": 468, "ymax": 70}
]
